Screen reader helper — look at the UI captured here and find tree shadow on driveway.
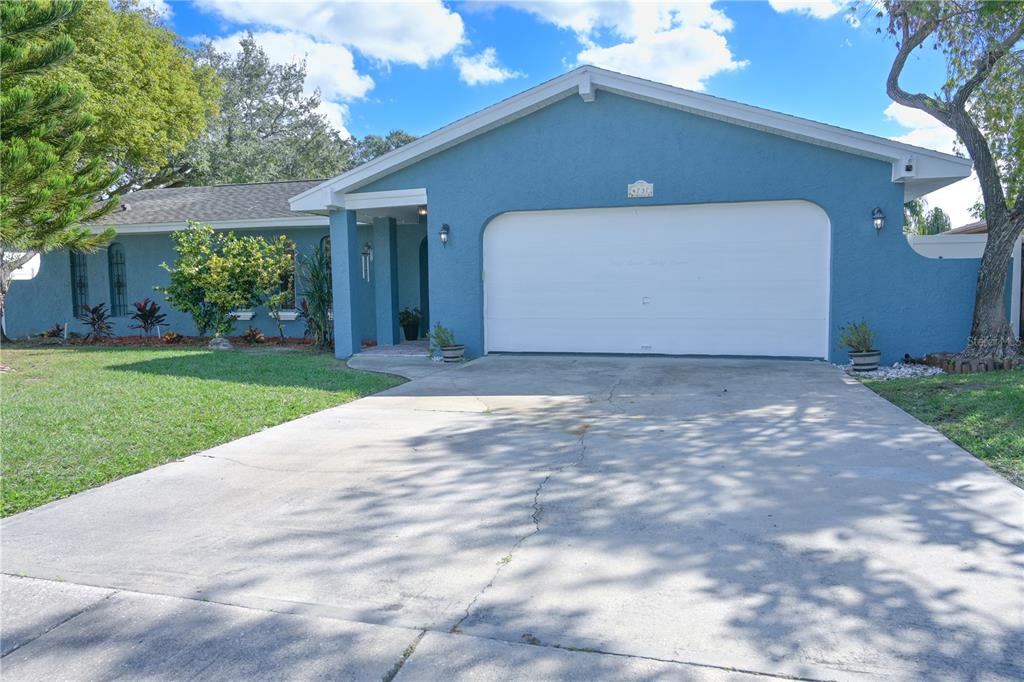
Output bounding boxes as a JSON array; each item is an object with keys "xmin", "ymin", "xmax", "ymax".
[{"xmin": 2, "ymin": 356, "xmax": 1021, "ymax": 680}]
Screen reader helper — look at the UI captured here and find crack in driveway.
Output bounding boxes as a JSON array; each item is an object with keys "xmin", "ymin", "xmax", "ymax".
[{"xmin": 448, "ymin": 423, "xmax": 591, "ymax": 635}]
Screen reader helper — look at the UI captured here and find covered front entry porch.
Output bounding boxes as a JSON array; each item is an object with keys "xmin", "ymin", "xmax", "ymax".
[{"xmin": 329, "ymin": 189, "xmax": 431, "ymax": 358}]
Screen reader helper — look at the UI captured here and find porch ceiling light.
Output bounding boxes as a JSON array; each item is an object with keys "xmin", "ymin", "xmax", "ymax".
[
  {"xmin": 418, "ymin": 205, "xmax": 428, "ymax": 216},
  {"xmin": 440, "ymin": 223, "xmax": 450, "ymax": 247},
  {"xmin": 872, "ymin": 207, "xmax": 885, "ymax": 231}
]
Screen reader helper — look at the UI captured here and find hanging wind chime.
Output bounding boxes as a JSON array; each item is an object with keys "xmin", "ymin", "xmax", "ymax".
[{"xmin": 361, "ymin": 243, "xmax": 374, "ymax": 281}]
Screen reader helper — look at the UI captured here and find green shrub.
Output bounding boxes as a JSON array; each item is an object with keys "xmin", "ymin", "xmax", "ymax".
[
  {"xmin": 297, "ymin": 245, "xmax": 333, "ymax": 349},
  {"xmin": 427, "ymin": 322, "xmax": 458, "ymax": 348},
  {"xmin": 837, "ymin": 320, "xmax": 877, "ymax": 352},
  {"xmin": 160, "ymin": 223, "xmax": 295, "ymax": 339}
]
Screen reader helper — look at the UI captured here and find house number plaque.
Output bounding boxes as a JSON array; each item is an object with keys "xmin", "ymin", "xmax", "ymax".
[{"xmin": 627, "ymin": 180, "xmax": 654, "ymax": 198}]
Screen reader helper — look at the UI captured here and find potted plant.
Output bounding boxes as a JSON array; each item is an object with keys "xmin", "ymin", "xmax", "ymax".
[
  {"xmin": 398, "ymin": 307, "xmax": 423, "ymax": 341},
  {"xmin": 838, "ymin": 320, "xmax": 880, "ymax": 371},
  {"xmin": 428, "ymin": 322, "xmax": 464, "ymax": 362}
]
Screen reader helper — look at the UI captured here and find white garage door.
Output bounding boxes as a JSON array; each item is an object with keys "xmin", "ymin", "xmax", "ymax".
[{"xmin": 483, "ymin": 201, "xmax": 830, "ymax": 357}]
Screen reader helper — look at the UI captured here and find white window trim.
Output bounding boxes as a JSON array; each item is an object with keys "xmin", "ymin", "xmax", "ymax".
[
  {"xmin": 230, "ymin": 309, "xmax": 255, "ymax": 321},
  {"xmin": 272, "ymin": 310, "xmax": 301, "ymax": 321}
]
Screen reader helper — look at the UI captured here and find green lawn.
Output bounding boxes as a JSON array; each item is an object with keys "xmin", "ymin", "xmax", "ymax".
[
  {"xmin": 0, "ymin": 346, "xmax": 403, "ymax": 516},
  {"xmin": 863, "ymin": 369, "xmax": 1024, "ymax": 487}
]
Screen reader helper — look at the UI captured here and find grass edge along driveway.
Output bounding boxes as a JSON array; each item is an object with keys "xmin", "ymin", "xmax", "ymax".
[
  {"xmin": 1, "ymin": 346, "xmax": 402, "ymax": 516},
  {"xmin": 862, "ymin": 368, "xmax": 1023, "ymax": 488}
]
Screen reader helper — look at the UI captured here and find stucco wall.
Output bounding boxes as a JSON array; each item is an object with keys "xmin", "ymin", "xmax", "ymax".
[
  {"xmin": 349, "ymin": 91, "xmax": 980, "ymax": 364},
  {"xmin": 4, "ymin": 227, "xmax": 330, "ymax": 339}
]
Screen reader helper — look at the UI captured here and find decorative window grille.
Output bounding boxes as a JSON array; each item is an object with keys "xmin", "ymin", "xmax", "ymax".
[
  {"xmin": 70, "ymin": 252, "xmax": 89, "ymax": 317},
  {"xmin": 107, "ymin": 243, "xmax": 127, "ymax": 316}
]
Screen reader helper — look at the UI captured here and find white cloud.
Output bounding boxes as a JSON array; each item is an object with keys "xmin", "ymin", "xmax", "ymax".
[
  {"xmin": 501, "ymin": 1, "xmax": 745, "ymax": 90},
  {"xmin": 767, "ymin": 1, "xmax": 845, "ymax": 19},
  {"xmin": 884, "ymin": 103, "xmax": 980, "ymax": 227},
  {"xmin": 194, "ymin": 1, "xmax": 473, "ymax": 134},
  {"xmin": 921, "ymin": 174, "xmax": 982, "ymax": 229},
  {"xmin": 454, "ymin": 48, "xmax": 522, "ymax": 86},
  {"xmin": 210, "ymin": 31, "xmax": 375, "ymax": 136},
  {"xmin": 316, "ymin": 100, "xmax": 352, "ymax": 135},
  {"xmin": 578, "ymin": 26, "xmax": 745, "ymax": 91},
  {"xmin": 136, "ymin": 0, "xmax": 172, "ymax": 18},
  {"xmin": 884, "ymin": 103, "xmax": 954, "ymax": 148},
  {"xmin": 195, "ymin": 0, "xmax": 465, "ymax": 66}
]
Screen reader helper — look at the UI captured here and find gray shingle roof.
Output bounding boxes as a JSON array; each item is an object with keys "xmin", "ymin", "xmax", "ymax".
[{"xmin": 90, "ymin": 179, "xmax": 325, "ymax": 226}]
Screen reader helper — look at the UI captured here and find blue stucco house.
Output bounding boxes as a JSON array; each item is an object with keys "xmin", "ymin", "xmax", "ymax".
[
  {"xmin": 4, "ymin": 180, "xmax": 428, "ymax": 342},
  {"xmin": 8, "ymin": 67, "xmax": 1021, "ymax": 363}
]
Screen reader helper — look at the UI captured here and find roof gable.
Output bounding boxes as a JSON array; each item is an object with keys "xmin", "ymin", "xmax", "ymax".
[{"xmin": 290, "ymin": 66, "xmax": 972, "ymax": 214}]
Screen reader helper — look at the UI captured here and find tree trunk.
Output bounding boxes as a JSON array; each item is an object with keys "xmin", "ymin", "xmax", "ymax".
[
  {"xmin": 963, "ymin": 212, "xmax": 1023, "ymax": 359},
  {"xmin": 0, "ymin": 256, "xmax": 32, "ymax": 345},
  {"xmin": 884, "ymin": 11, "xmax": 1024, "ymax": 361},
  {"xmin": 0, "ymin": 288, "xmax": 10, "ymax": 345},
  {"xmin": 949, "ymin": 109, "xmax": 1024, "ymax": 360}
]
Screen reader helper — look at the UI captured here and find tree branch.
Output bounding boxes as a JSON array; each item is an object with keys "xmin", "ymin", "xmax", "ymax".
[
  {"xmin": 886, "ymin": 13, "xmax": 948, "ymax": 121},
  {"xmin": 952, "ymin": 19, "xmax": 1024, "ymax": 108}
]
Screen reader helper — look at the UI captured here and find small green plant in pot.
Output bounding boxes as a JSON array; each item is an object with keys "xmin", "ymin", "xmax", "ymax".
[
  {"xmin": 398, "ymin": 307, "xmax": 423, "ymax": 341},
  {"xmin": 837, "ymin": 320, "xmax": 880, "ymax": 371},
  {"xmin": 428, "ymin": 322, "xmax": 464, "ymax": 362}
]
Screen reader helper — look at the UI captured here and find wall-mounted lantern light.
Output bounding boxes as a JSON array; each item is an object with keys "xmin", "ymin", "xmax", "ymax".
[
  {"xmin": 872, "ymin": 207, "xmax": 885, "ymax": 232},
  {"xmin": 360, "ymin": 242, "xmax": 373, "ymax": 281},
  {"xmin": 417, "ymin": 205, "xmax": 428, "ymax": 217},
  {"xmin": 440, "ymin": 223, "xmax": 450, "ymax": 247}
]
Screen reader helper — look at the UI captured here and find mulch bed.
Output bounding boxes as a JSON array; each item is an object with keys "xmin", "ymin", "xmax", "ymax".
[
  {"xmin": 9, "ymin": 335, "xmax": 315, "ymax": 350},
  {"xmin": 911, "ymin": 352, "xmax": 1023, "ymax": 374}
]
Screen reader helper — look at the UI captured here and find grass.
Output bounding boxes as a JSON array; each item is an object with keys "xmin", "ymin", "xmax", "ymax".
[
  {"xmin": 0, "ymin": 345, "xmax": 403, "ymax": 516},
  {"xmin": 863, "ymin": 369, "xmax": 1024, "ymax": 487}
]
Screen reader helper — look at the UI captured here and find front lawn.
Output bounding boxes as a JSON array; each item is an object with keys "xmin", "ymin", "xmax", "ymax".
[
  {"xmin": 0, "ymin": 346, "xmax": 402, "ymax": 516},
  {"xmin": 863, "ymin": 369, "xmax": 1024, "ymax": 487}
]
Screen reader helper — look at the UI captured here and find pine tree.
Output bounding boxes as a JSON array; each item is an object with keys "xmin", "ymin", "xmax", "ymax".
[{"xmin": 0, "ymin": 0, "xmax": 118, "ymax": 339}]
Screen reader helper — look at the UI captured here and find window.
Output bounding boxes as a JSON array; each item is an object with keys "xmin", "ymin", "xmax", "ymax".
[
  {"xmin": 320, "ymin": 235, "xmax": 331, "ymax": 271},
  {"xmin": 69, "ymin": 251, "xmax": 89, "ymax": 317},
  {"xmin": 279, "ymin": 245, "xmax": 296, "ymax": 310},
  {"xmin": 107, "ymin": 243, "xmax": 127, "ymax": 316}
]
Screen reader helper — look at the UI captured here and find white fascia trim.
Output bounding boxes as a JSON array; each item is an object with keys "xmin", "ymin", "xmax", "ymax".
[
  {"xmin": 289, "ymin": 66, "xmax": 973, "ymax": 213},
  {"xmin": 98, "ymin": 216, "xmax": 329, "ymax": 235},
  {"xmin": 288, "ymin": 70, "xmax": 584, "ymax": 212},
  {"xmin": 339, "ymin": 188, "xmax": 428, "ymax": 211},
  {"xmin": 591, "ymin": 69, "xmax": 970, "ymax": 170}
]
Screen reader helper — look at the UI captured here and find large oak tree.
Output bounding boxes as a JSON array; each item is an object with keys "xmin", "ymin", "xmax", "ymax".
[
  {"xmin": 881, "ymin": 0, "xmax": 1023, "ymax": 359},
  {"xmin": 161, "ymin": 33, "xmax": 418, "ymax": 187}
]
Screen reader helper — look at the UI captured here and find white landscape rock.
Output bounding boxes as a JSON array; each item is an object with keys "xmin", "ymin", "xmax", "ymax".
[{"xmin": 839, "ymin": 361, "xmax": 944, "ymax": 380}]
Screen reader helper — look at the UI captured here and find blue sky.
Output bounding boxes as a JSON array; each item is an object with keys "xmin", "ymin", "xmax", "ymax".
[{"xmin": 153, "ymin": 1, "xmax": 978, "ymax": 223}]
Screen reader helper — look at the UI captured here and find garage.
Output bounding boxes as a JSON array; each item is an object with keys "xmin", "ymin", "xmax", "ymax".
[
  {"xmin": 295, "ymin": 66, "xmax": 975, "ymax": 362},
  {"xmin": 483, "ymin": 200, "xmax": 831, "ymax": 357}
]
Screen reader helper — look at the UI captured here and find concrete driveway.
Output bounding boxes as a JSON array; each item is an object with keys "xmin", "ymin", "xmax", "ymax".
[{"xmin": 2, "ymin": 356, "xmax": 1021, "ymax": 681}]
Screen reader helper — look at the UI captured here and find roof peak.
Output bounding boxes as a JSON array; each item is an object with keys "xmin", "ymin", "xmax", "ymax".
[{"xmin": 291, "ymin": 66, "xmax": 971, "ymax": 213}]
